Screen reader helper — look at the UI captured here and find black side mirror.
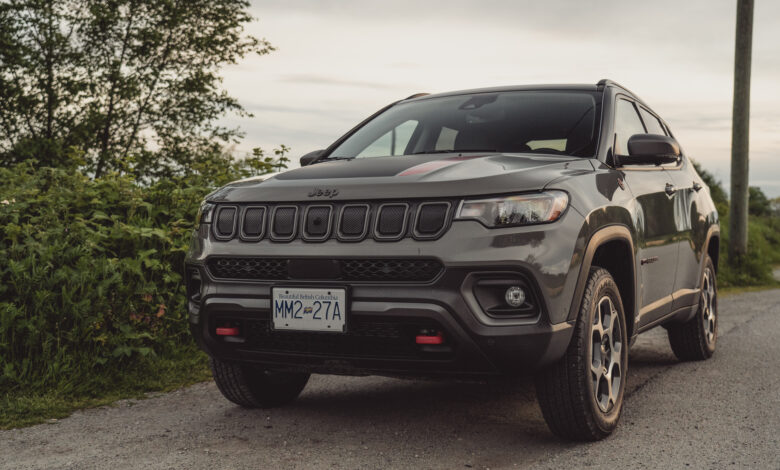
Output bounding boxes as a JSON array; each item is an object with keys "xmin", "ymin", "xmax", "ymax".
[
  {"xmin": 300, "ymin": 150, "xmax": 325, "ymax": 167},
  {"xmin": 618, "ymin": 134, "xmax": 681, "ymax": 166}
]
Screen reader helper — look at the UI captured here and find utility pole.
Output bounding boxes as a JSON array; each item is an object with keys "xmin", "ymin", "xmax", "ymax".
[{"xmin": 729, "ymin": 0, "xmax": 754, "ymax": 261}]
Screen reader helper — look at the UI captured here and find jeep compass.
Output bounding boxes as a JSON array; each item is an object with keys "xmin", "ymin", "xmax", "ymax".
[{"xmin": 185, "ymin": 80, "xmax": 720, "ymax": 441}]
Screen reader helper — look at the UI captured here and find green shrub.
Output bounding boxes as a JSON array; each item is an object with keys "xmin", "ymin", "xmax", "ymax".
[
  {"xmin": 0, "ymin": 148, "xmax": 286, "ymax": 397},
  {"xmin": 717, "ymin": 214, "xmax": 780, "ymax": 287}
]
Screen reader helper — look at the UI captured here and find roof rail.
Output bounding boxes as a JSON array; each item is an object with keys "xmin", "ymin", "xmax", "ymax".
[
  {"xmin": 404, "ymin": 93, "xmax": 429, "ymax": 100},
  {"xmin": 596, "ymin": 79, "xmax": 644, "ymax": 103}
]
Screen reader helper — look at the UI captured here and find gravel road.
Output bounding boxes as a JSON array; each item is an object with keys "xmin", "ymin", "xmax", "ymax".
[{"xmin": 2, "ymin": 289, "xmax": 779, "ymax": 470}]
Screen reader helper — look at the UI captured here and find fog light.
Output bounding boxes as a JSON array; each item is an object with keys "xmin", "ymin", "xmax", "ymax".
[{"xmin": 505, "ymin": 286, "xmax": 526, "ymax": 307}]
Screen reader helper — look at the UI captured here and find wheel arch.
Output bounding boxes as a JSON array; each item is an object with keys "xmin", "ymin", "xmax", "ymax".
[
  {"xmin": 568, "ymin": 225, "xmax": 638, "ymax": 339},
  {"xmin": 705, "ymin": 227, "xmax": 720, "ymax": 274}
]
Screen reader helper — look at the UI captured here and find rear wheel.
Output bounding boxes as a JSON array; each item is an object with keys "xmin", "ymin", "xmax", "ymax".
[
  {"xmin": 667, "ymin": 256, "xmax": 717, "ymax": 361},
  {"xmin": 210, "ymin": 357, "xmax": 310, "ymax": 408},
  {"xmin": 535, "ymin": 267, "xmax": 628, "ymax": 441}
]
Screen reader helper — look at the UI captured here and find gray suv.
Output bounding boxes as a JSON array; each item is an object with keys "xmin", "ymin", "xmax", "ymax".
[{"xmin": 185, "ymin": 79, "xmax": 720, "ymax": 440}]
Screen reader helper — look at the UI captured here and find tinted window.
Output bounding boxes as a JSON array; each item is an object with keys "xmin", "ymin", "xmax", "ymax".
[
  {"xmin": 330, "ymin": 91, "xmax": 601, "ymax": 158},
  {"xmin": 638, "ymin": 107, "xmax": 666, "ymax": 135},
  {"xmin": 614, "ymin": 99, "xmax": 646, "ymax": 155},
  {"xmin": 357, "ymin": 119, "xmax": 418, "ymax": 157}
]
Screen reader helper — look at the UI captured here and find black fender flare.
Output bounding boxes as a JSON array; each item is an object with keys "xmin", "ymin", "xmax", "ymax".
[{"xmin": 566, "ymin": 224, "xmax": 637, "ymax": 334}]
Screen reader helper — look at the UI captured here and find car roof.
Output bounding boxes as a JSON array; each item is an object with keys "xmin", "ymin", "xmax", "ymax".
[{"xmin": 404, "ymin": 79, "xmax": 646, "ymax": 106}]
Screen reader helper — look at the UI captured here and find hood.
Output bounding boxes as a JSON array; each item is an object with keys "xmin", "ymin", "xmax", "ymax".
[{"xmin": 207, "ymin": 153, "xmax": 595, "ymax": 203}]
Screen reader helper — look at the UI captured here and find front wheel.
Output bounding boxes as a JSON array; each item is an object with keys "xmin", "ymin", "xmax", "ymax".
[
  {"xmin": 667, "ymin": 256, "xmax": 717, "ymax": 361},
  {"xmin": 210, "ymin": 357, "xmax": 310, "ymax": 408},
  {"xmin": 535, "ymin": 267, "xmax": 629, "ymax": 441}
]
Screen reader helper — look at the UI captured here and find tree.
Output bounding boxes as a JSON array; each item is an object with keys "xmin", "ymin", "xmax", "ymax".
[
  {"xmin": 692, "ymin": 160, "xmax": 728, "ymax": 216},
  {"xmin": 748, "ymin": 186, "xmax": 770, "ymax": 217},
  {"xmin": 728, "ymin": 0, "xmax": 754, "ymax": 261},
  {"xmin": 0, "ymin": 0, "xmax": 272, "ymax": 178}
]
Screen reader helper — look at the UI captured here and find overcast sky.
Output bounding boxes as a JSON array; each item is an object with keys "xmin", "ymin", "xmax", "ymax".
[{"xmin": 220, "ymin": 0, "xmax": 780, "ymax": 196}]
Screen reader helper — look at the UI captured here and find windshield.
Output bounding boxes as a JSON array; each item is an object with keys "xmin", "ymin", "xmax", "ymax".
[{"xmin": 329, "ymin": 90, "xmax": 601, "ymax": 159}]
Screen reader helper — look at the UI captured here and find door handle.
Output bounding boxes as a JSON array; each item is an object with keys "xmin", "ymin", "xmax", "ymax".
[
  {"xmin": 692, "ymin": 182, "xmax": 702, "ymax": 192},
  {"xmin": 665, "ymin": 183, "xmax": 675, "ymax": 196}
]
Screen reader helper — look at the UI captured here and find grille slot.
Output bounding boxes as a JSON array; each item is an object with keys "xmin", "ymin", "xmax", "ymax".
[
  {"xmin": 375, "ymin": 203, "xmax": 408, "ymax": 240},
  {"xmin": 271, "ymin": 206, "xmax": 298, "ymax": 241},
  {"xmin": 414, "ymin": 202, "xmax": 450, "ymax": 238},
  {"xmin": 341, "ymin": 259, "xmax": 443, "ymax": 282},
  {"xmin": 207, "ymin": 257, "xmax": 288, "ymax": 280},
  {"xmin": 338, "ymin": 204, "xmax": 369, "ymax": 240},
  {"xmin": 303, "ymin": 205, "xmax": 332, "ymax": 240},
  {"xmin": 206, "ymin": 257, "xmax": 443, "ymax": 283},
  {"xmin": 240, "ymin": 206, "xmax": 266, "ymax": 240},
  {"xmin": 214, "ymin": 206, "xmax": 237, "ymax": 239}
]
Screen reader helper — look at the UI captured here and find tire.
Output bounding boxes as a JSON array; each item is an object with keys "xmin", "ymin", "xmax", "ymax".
[
  {"xmin": 535, "ymin": 267, "xmax": 629, "ymax": 441},
  {"xmin": 210, "ymin": 357, "xmax": 310, "ymax": 408},
  {"xmin": 667, "ymin": 256, "xmax": 717, "ymax": 361}
]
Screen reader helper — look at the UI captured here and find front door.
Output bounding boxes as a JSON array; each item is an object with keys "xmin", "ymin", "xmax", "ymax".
[{"xmin": 613, "ymin": 98, "xmax": 679, "ymax": 327}]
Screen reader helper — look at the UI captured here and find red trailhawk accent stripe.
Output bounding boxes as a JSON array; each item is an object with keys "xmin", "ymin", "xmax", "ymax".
[{"xmin": 397, "ymin": 155, "xmax": 488, "ymax": 176}]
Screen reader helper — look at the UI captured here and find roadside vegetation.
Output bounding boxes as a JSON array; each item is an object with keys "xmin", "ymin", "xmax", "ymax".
[
  {"xmin": 0, "ymin": 0, "xmax": 287, "ymax": 428},
  {"xmin": 692, "ymin": 162, "xmax": 780, "ymax": 288}
]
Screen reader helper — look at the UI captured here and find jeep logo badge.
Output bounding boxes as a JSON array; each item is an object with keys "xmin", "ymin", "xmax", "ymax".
[{"xmin": 307, "ymin": 188, "xmax": 339, "ymax": 198}]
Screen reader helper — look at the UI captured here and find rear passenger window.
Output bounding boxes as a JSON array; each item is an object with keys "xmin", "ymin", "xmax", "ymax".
[
  {"xmin": 639, "ymin": 108, "xmax": 666, "ymax": 136},
  {"xmin": 614, "ymin": 99, "xmax": 646, "ymax": 156}
]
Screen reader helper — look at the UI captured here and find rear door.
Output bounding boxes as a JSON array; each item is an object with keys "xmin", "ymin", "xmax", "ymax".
[{"xmin": 613, "ymin": 98, "xmax": 678, "ymax": 326}]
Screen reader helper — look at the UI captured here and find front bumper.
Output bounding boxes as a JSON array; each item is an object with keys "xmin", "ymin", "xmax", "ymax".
[{"xmin": 185, "ymin": 211, "xmax": 585, "ymax": 378}]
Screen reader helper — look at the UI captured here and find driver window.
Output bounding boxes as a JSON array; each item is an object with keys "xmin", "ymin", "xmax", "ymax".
[{"xmin": 614, "ymin": 99, "xmax": 646, "ymax": 156}]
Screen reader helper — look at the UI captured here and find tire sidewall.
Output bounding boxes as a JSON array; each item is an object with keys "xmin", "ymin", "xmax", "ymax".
[
  {"xmin": 582, "ymin": 273, "xmax": 629, "ymax": 432},
  {"xmin": 699, "ymin": 257, "xmax": 717, "ymax": 355}
]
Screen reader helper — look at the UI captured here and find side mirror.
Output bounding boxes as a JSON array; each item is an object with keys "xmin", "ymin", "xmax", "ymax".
[
  {"xmin": 619, "ymin": 134, "xmax": 681, "ymax": 166},
  {"xmin": 300, "ymin": 149, "xmax": 325, "ymax": 167}
]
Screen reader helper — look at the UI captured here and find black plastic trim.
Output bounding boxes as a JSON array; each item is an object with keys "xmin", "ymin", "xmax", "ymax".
[
  {"xmin": 301, "ymin": 205, "xmax": 334, "ymax": 242},
  {"xmin": 336, "ymin": 203, "xmax": 371, "ymax": 242},
  {"xmin": 213, "ymin": 205, "xmax": 239, "ymax": 241},
  {"xmin": 238, "ymin": 205, "xmax": 267, "ymax": 242},
  {"xmin": 269, "ymin": 205, "xmax": 299, "ymax": 242},
  {"xmin": 412, "ymin": 201, "xmax": 452, "ymax": 240},
  {"xmin": 373, "ymin": 203, "xmax": 409, "ymax": 241}
]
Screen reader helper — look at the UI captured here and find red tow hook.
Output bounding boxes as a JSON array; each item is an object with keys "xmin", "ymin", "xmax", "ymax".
[
  {"xmin": 415, "ymin": 331, "xmax": 444, "ymax": 345},
  {"xmin": 216, "ymin": 326, "xmax": 240, "ymax": 336}
]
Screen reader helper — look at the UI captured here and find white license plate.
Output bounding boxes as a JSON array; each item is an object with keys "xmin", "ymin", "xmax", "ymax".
[{"xmin": 271, "ymin": 287, "xmax": 347, "ymax": 332}]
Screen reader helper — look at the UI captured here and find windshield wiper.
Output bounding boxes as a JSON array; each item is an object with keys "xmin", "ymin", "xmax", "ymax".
[{"xmin": 410, "ymin": 149, "xmax": 497, "ymax": 155}]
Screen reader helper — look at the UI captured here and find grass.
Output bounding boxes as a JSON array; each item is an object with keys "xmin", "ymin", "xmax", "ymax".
[
  {"xmin": 720, "ymin": 283, "xmax": 779, "ymax": 297},
  {"xmin": 0, "ymin": 348, "xmax": 211, "ymax": 430}
]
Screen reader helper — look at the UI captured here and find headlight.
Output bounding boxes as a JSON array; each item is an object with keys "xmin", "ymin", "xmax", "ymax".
[
  {"xmin": 195, "ymin": 202, "xmax": 216, "ymax": 226},
  {"xmin": 456, "ymin": 191, "xmax": 568, "ymax": 227}
]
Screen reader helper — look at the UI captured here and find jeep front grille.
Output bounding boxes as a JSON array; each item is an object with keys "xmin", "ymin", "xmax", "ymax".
[
  {"xmin": 206, "ymin": 257, "xmax": 444, "ymax": 283},
  {"xmin": 210, "ymin": 200, "xmax": 453, "ymax": 243}
]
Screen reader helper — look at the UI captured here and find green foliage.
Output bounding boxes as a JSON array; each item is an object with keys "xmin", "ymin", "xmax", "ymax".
[
  {"xmin": 748, "ymin": 186, "xmax": 771, "ymax": 217},
  {"xmin": 0, "ymin": 148, "xmax": 286, "ymax": 404},
  {"xmin": 0, "ymin": 0, "xmax": 270, "ymax": 178},
  {"xmin": 691, "ymin": 160, "xmax": 728, "ymax": 216},
  {"xmin": 717, "ymin": 213, "xmax": 780, "ymax": 287}
]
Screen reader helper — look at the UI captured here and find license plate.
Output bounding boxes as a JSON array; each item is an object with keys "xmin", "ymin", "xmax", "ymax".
[{"xmin": 271, "ymin": 287, "xmax": 347, "ymax": 332}]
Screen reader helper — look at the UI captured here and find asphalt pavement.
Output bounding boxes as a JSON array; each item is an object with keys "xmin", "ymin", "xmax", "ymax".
[{"xmin": 2, "ymin": 289, "xmax": 779, "ymax": 469}]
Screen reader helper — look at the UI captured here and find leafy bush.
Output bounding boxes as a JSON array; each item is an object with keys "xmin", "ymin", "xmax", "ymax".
[
  {"xmin": 717, "ymin": 214, "xmax": 780, "ymax": 287},
  {"xmin": 0, "ymin": 148, "xmax": 286, "ymax": 397}
]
